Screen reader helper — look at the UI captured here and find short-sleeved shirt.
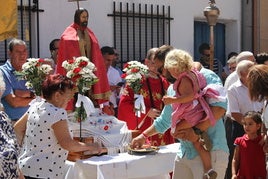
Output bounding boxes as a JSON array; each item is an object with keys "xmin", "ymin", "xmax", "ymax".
[
  {"xmin": 154, "ymin": 67, "xmax": 229, "ymax": 159},
  {"xmin": 19, "ymin": 100, "xmax": 69, "ymax": 179},
  {"xmin": 0, "ymin": 111, "xmax": 20, "ymax": 179},
  {"xmin": 224, "ymin": 71, "xmax": 239, "ymax": 90},
  {"xmin": 234, "ymin": 134, "xmax": 266, "ymax": 178},
  {"xmin": 0, "ymin": 61, "xmax": 30, "ymax": 120},
  {"xmin": 227, "ymin": 79, "xmax": 263, "ymax": 116}
]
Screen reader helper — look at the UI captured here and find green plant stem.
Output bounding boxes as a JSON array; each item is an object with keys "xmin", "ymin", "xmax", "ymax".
[{"xmin": 79, "ymin": 102, "xmax": 85, "ymax": 141}]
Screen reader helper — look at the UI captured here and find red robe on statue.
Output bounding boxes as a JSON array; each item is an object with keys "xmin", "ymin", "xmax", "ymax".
[
  {"xmin": 118, "ymin": 76, "xmax": 174, "ymax": 146},
  {"xmin": 57, "ymin": 23, "xmax": 111, "ymax": 108}
]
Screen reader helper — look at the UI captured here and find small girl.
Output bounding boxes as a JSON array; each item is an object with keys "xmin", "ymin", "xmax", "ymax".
[
  {"xmin": 163, "ymin": 49, "xmax": 226, "ymax": 179},
  {"xmin": 232, "ymin": 111, "xmax": 267, "ymax": 179}
]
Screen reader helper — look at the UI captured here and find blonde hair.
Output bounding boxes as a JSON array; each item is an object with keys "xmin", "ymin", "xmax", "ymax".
[{"xmin": 164, "ymin": 49, "xmax": 193, "ymax": 73}]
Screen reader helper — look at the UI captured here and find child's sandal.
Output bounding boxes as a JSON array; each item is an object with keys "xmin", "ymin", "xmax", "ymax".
[
  {"xmin": 203, "ymin": 169, "xmax": 217, "ymax": 179},
  {"xmin": 192, "ymin": 127, "xmax": 212, "ymax": 151},
  {"xmin": 199, "ymin": 131, "xmax": 212, "ymax": 151}
]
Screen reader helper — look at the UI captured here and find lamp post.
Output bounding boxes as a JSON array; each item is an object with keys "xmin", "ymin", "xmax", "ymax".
[{"xmin": 203, "ymin": 0, "xmax": 220, "ymax": 71}]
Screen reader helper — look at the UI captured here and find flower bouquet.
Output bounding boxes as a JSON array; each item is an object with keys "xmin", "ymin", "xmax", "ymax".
[
  {"xmin": 16, "ymin": 58, "xmax": 53, "ymax": 97},
  {"xmin": 121, "ymin": 61, "xmax": 148, "ymax": 117},
  {"xmin": 62, "ymin": 56, "xmax": 98, "ymax": 122}
]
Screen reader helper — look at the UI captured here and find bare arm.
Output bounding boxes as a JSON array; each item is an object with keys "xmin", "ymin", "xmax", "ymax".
[
  {"xmin": 52, "ymin": 120, "xmax": 103, "ymax": 154},
  {"xmin": 131, "ymin": 124, "xmax": 158, "ymax": 149},
  {"xmin": 14, "ymin": 89, "xmax": 33, "ymax": 98},
  {"xmin": 162, "ymin": 77, "xmax": 195, "ymax": 105},
  {"xmin": 4, "ymin": 93, "xmax": 33, "ymax": 108},
  {"xmin": 231, "ymin": 112, "xmax": 244, "ymax": 125},
  {"xmin": 195, "ymin": 106, "xmax": 226, "ymax": 131},
  {"xmin": 172, "ymin": 106, "xmax": 226, "ymax": 140},
  {"xmin": 232, "ymin": 146, "xmax": 240, "ymax": 178},
  {"xmin": 13, "ymin": 113, "xmax": 28, "ymax": 146}
]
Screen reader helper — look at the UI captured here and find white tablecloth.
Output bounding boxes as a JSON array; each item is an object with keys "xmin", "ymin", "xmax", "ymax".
[{"xmin": 65, "ymin": 143, "xmax": 179, "ymax": 179}]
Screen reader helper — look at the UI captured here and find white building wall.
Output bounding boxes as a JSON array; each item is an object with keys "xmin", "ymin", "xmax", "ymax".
[{"xmin": 36, "ymin": 0, "xmax": 241, "ymax": 59}]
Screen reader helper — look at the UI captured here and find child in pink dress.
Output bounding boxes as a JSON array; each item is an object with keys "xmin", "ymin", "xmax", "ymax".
[{"xmin": 163, "ymin": 49, "xmax": 226, "ymax": 179}]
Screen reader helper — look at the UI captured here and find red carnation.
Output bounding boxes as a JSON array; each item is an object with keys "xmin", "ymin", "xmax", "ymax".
[
  {"xmin": 73, "ymin": 74, "xmax": 82, "ymax": 82},
  {"xmin": 36, "ymin": 58, "xmax": 44, "ymax": 67},
  {"xmin": 68, "ymin": 59, "xmax": 75, "ymax": 64},
  {"xmin": 131, "ymin": 68, "xmax": 139, "ymax": 73},
  {"xmin": 123, "ymin": 63, "xmax": 129, "ymax": 69},
  {"xmin": 73, "ymin": 67, "xmax": 82, "ymax": 74},
  {"xmin": 79, "ymin": 61, "xmax": 88, "ymax": 67},
  {"xmin": 38, "ymin": 58, "xmax": 45, "ymax": 63},
  {"xmin": 121, "ymin": 73, "xmax": 127, "ymax": 79}
]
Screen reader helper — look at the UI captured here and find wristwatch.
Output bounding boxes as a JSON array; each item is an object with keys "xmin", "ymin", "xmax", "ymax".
[{"xmin": 192, "ymin": 126, "xmax": 203, "ymax": 135}]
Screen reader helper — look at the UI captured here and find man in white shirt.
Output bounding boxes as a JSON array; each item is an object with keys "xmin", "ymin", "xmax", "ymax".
[
  {"xmin": 101, "ymin": 46, "xmax": 123, "ymax": 116},
  {"xmin": 224, "ymin": 51, "xmax": 255, "ymax": 90},
  {"xmin": 225, "ymin": 60, "xmax": 263, "ymax": 178}
]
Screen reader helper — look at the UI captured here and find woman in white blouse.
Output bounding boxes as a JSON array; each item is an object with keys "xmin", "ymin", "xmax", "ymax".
[{"xmin": 14, "ymin": 74, "xmax": 104, "ymax": 179}]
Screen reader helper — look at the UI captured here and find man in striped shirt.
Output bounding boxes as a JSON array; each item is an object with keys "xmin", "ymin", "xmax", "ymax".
[{"xmin": 198, "ymin": 43, "xmax": 223, "ymax": 81}]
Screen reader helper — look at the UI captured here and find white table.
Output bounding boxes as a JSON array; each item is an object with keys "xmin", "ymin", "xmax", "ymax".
[{"xmin": 65, "ymin": 143, "xmax": 179, "ymax": 179}]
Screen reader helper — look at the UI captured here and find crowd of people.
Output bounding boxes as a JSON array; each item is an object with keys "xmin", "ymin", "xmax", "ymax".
[{"xmin": 1, "ymin": 7, "xmax": 268, "ymax": 179}]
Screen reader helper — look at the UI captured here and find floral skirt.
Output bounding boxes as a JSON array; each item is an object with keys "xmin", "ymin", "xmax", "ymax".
[{"xmin": 0, "ymin": 111, "xmax": 20, "ymax": 179}]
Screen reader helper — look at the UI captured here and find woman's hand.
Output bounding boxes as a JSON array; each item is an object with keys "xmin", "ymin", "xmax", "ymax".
[
  {"xmin": 172, "ymin": 127, "xmax": 199, "ymax": 142},
  {"xmin": 130, "ymin": 134, "xmax": 146, "ymax": 149},
  {"xmin": 231, "ymin": 174, "xmax": 237, "ymax": 179},
  {"xmin": 87, "ymin": 142, "xmax": 103, "ymax": 155},
  {"xmin": 147, "ymin": 108, "xmax": 161, "ymax": 119}
]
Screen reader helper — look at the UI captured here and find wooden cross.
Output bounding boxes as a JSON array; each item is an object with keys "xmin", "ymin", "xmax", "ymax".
[{"xmin": 68, "ymin": 0, "xmax": 87, "ymax": 9}]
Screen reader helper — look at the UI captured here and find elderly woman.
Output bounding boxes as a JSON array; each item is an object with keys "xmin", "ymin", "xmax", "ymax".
[
  {"xmin": 247, "ymin": 64, "xmax": 268, "ymax": 127},
  {"xmin": 0, "ymin": 70, "xmax": 24, "ymax": 179},
  {"xmin": 14, "ymin": 74, "xmax": 105, "ymax": 179}
]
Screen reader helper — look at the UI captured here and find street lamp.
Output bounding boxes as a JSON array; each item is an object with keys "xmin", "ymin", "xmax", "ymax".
[{"xmin": 203, "ymin": 0, "xmax": 220, "ymax": 71}]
